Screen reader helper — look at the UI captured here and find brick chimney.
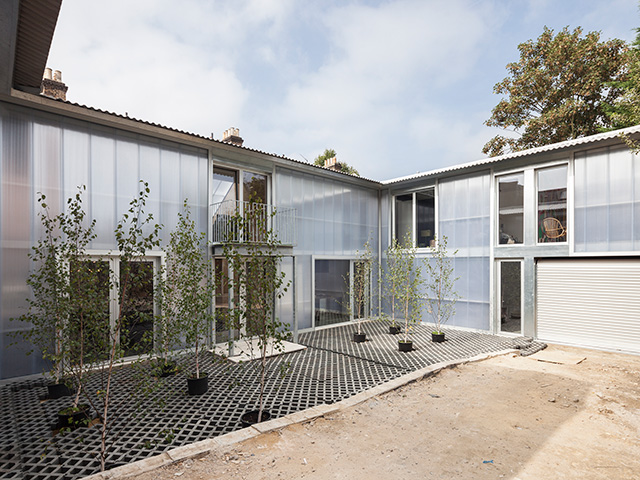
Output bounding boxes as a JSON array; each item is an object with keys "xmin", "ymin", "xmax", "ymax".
[
  {"xmin": 41, "ymin": 68, "xmax": 68, "ymax": 101},
  {"xmin": 324, "ymin": 156, "xmax": 342, "ymax": 172},
  {"xmin": 222, "ymin": 127, "xmax": 244, "ymax": 146}
]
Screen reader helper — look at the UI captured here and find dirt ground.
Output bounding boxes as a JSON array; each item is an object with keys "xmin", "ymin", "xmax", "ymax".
[{"xmin": 133, "ymin": 345, "xmax": 640, "ymax": 480}]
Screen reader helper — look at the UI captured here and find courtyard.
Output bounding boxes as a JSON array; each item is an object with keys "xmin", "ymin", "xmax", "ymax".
[{"xmin": 0, "ymin": 321, "xmax": 541, "ymax": 479}]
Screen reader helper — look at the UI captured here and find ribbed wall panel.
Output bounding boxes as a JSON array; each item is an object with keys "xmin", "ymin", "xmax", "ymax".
[{"xmin": 537, "ymin": 259, "xmax": 640, "ymax": 353}]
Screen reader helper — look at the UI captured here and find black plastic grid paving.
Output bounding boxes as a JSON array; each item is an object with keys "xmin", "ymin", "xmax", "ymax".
[{"xmin": 0, "ymin": 322, "xmax": 544, "ymax": 480}]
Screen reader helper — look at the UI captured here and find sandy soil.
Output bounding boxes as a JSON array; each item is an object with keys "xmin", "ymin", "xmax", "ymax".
[{"xmin": 133, "ymin": 345, "xmax": 640, "ymax": 480}]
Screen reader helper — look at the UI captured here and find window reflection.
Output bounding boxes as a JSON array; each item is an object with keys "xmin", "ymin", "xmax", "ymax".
[
  {"xmin": 498, "ymin": 174, "xmax": 524, "ymax": 244},
  {"xmin": 538, "ymin": 165, "xmax": 567, "ymax": 243}
]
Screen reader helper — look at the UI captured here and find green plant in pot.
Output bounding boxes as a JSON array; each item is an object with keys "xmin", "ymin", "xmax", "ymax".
[
  {"xmin": 222, "ymin": 200, "xmax": 291, "ymax": 426},
  {"xmin": 350, "ymin": 239, "xmax": 373, "ymax": 343},
  {"xmin": 383, "ymin": 237, "xmax": 405, "ymax": 335},
  {"xmin": 163, "ymin": 200, "xmax": 214, "ymax": 395},
  {"xmin": 424, "ymin": 235, "xmax": 459, "ymax": 343},
  {"xmin": 12, "ymin": 188, "xmax": 100, "ymax": 418},
  {"xmin": 396, "ymin": 233, "xmax": 422, "ymax": 352}
]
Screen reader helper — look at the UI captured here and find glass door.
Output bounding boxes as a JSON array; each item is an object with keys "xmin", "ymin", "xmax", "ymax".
[
  {"xmin": 499, "ymin": 260, "xmax": 522, "ymax": 334},
  {"xmin": 120, "ymin": 261, "xmax": 155, "ymax": 356}
]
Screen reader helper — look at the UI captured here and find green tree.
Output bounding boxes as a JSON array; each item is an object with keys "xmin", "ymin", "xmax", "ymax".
[
  {"xmin": 423, "ymin": 235, "xmax": 459, "ymax": 335},
  {"xmin": 313, "ymin": 148, "xmax": 360, "ymax": 176},
  {"xmin": 606, "ymin": 28, "xmax": 640, "ymax": 135},
  {"xmin": 222, "ymin": 201, "xmax": 291, "ymax": 423},
  {"xmin": 13, "ymin": 187, "xmax": 99, "ymax": 402},
  {"xmin": 483, "ymin": 26, "xmax": 628, "ymax": 157},
  {"xmin": 158, "ymin": 200, "xmax": 214, "ymax": 381}
]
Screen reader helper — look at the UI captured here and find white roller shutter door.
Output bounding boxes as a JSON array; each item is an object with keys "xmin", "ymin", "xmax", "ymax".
[{"xmin": 536, "ymin": 259, "xmax": 640, "ymax": 354}]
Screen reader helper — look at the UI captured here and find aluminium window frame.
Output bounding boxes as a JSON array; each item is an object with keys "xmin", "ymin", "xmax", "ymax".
[{"xmin": 391, "ymin": 185, "xmax": 437, "ymax": 250}]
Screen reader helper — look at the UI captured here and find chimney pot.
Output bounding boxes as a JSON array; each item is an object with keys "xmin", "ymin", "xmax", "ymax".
[
  {"xmin": 41, "ymin": 67, "xmax": 68, "ymax": 101},
  {"xmin": 222, "ymin": 127, "xmax": 244, "ymax": 146}
]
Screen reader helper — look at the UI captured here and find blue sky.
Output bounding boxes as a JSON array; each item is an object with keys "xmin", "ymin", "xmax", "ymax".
[{"xmin": 47, "ymin": 0, "xmax": 640, "ymax": 181}]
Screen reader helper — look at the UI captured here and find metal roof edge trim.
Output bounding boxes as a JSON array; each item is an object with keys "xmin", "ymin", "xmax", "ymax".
[
  {"xmin": 6, "ymin": 90, "xmax": 380, "ymax": 184},
  {"xmin": 382, "ymin": 125, "xmax": 640, "ymax": 185}
]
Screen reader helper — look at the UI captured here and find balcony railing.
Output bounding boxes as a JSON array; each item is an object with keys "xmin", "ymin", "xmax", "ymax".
[{"xmin": 210, "ymin": 200, "xmax": 296, "ymax": 246}]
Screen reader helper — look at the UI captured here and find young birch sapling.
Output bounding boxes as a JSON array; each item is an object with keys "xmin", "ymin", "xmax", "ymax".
[
  {"xmin": 13, "ymin": 187, "xmax": 97, "ymax": 403},
  {"xmin": 424, "ymin": 235, "xmax": 459, "ymax": 336},
  {"xmin": 160, "ymin": 200, "xmax": 214, "ymax": 383},
  {"xmin": 222, "ymin": 200, "xmax": 291, "ymax": 424}
]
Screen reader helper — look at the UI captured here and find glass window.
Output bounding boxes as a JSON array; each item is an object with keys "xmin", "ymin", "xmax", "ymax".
[
  {"xmin": 498, "ymin": 173, "xmax": 524, "ymax": 244},
  {"xmin": 315, "ymin": 260, "xmax": 350, "ymax": 327},
  {"xmin": 537, "ymin": 165, "xmax": 567, "ymax": 243},
  {"xmin": 243, "ymin": 171, "xmax": 267, "ymax": 204},
  {"xmin": 211, "ymin": 168, "xmax": 237, "ymax": 206},
  {"xmin": 120, "ymin": 261, "xmax": 155, "ymax": 356},
  {"xmin": 394, "ymin": 188, "xmax": 435, "ymax": 247},
  {"xmin": 416, "ymin": 190, "xmax": 435, "ymax": 248},
  {"xmin": 395, "ymin": 194, "xmax": 412, "ymax": 246}
]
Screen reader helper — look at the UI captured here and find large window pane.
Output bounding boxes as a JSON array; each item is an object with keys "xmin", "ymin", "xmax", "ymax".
[
  {"xmin": 498, "ymin": 174, "xmax": 524, "ymax": 244},
  {"xmin": 120, "ymin": 261, "xmax": 155, "ymax": 357},
  {"xmin": 243, "ymin": 171, "xmax": 267, "ymax": 204},
  {"xmin": 315, "ymin": 260, "xmax": 350, "ymax": 327},
  {"xmin": 538, "ymin": 165, "xmax": 567, "ymax": 243},
  {"xmin": 416, "ymin": 190, "xmax": 435, "ymax": 248},
  {"xmin": 212, "ymin": 168, "xmax": 237, "ymax": 205},
  {"xmin": 395, "ymin": 194, "xmax": 412, "ymax": 245}
]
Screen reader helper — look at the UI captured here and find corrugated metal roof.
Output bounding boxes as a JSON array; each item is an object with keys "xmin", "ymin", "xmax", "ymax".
[
  {"xmin": 30, "ymin": 94, "xmax": 380, "ymax": 183},
  {"xmin": 12, "ymin": 0, "xmax": 62, "ymax": 93},
  {"xmin": 382, "ymin": 125, "xmax": 640, "ymax": 185}
]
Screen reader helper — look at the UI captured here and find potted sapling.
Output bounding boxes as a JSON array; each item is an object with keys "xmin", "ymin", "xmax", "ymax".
[
  {"xmin": 397, "ymin": 233, "xmax": 422, "ymax": 352},
  {"xmin": 383, "ymin": 238, "xmax": 405, "ymax": 335},
  {"xmin": 164, "ymin": 201, "xmax": 214, "ymax": 395},
  {"xmin": 222, "ymin": 200, "xmax": 291, "ymax": 426},
  {"xmin": 351, "ymin": 240, "xmax": 373, "ymax": 343},
  {"xmin": 424, "ymin": 235, "xmax": 459, "ymax": 343},
  {"xmin": 13, "ymin": 188, "xmax": 103, "ymax": 431}
]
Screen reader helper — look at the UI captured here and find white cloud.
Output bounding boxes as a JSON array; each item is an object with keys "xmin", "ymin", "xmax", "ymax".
[{"xmin": 47, "ymin": 0, "xmax": 640, "ymax": 181}]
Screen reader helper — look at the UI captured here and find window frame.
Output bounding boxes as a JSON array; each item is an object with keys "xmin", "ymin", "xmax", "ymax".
[
  {"xmin": 392, "ymin": 186, "xmax": 437, "ymax": 249},
  {"xmin": 535, "ymin": 163, "xmax": 568, "ymax": 245},
  {"xmin": 496, "ymin": 170, "xmax": 525, "ymax": 246}
]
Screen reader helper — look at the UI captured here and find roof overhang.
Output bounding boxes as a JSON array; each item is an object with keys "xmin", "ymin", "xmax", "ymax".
[{"xmin": 0, "ymin": 0, "xmax": 62, "ymax": 95}]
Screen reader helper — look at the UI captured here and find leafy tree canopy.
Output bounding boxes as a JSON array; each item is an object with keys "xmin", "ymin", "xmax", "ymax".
[
  {"xmin": 606, "ymin": 28, "xmax": 640, "ymax": 131},
  {"xmin": 483, "ymin": 26, "xmax": 628, "ymax": 157},
  {"xmin": 313, "ymin": 148, "xmax": 360, "ymax": 176}
]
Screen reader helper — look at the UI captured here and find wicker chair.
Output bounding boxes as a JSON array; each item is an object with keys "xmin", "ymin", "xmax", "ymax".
[{"xmin": 541, "ymin": 217, "xmax": 566, "ymax": 241}]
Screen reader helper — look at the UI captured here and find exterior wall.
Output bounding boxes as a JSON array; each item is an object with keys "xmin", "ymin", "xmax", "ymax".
[
  {"xmin": 0, "ymin": 101, "xmax": 209, "ymax": 379},
  {"xmin": 274, "ymin": 167, "xmax": 380, "ymax": 330},
  {"xmin": 438, "ymin": 173, "xmax": 491, "ymax": 330},
  {"xmin": 575, "ymin": 146, "xmax": 640, "ymax": 252}
]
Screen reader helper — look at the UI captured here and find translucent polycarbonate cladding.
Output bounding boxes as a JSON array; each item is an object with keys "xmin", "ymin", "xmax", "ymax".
[
  {"xmin": 575, "ymin": 147, "xmax": 640, "ymax": 252},
  {"xmin": 0, "ymin": 103, "xmax": 208, "ymax": 379},
  {"xmin": 436, "ymin": 174, "xmax": 491, "ymax": 330},
  {"xmin": 275, "ymin": 168, "xmax": 380, "ymax": 330}
]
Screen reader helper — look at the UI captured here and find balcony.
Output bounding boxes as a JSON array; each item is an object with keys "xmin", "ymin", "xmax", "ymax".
[{"xmin": 210, "ymin": 200, "xmax": 296, "ymax": 246}]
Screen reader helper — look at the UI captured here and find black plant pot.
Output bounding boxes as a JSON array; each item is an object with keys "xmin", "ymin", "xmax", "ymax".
[
  {"xmin": 187, "ymin": 374, "xmax": 208, "ymax": 396},
  {"xmin": 57, "ymin": 404, "xmax": 91, "ymax": 431},
  {"xmin": 388, "ymin": 325, "xmax": 401, "ymax": 335},
  {"xmin": 240, "ymin": 409, "xmax": 271, "ymax": 428},
  {"xmin": 47, "ymin": 382, "xmax": 73, "ymax": 399},
  {"xmin": 432, "ymin": 332, "xmax": 445, "ymax": 343},
  {"xmin": 353, "ymin": 332, "xmax": 366, "ymax": 343},
  {"xmin": 398, "ymin": 340, "xmax": 413, "ymax": 352}
]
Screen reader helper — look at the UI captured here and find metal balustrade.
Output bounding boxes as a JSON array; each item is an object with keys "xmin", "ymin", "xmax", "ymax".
[{"xmin": 210, "ymin": 200, "xmax": 296, "ymax": 245}]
